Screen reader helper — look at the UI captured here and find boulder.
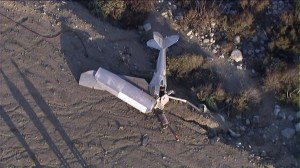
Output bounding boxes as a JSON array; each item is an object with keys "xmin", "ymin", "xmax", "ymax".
[
  {"xmin": 281, "ymin": 128, "xmax": 295, "ymax": 139},
  {"xmin": 230, "ymin": 49, "xmax": 243, "ymax": 62}
]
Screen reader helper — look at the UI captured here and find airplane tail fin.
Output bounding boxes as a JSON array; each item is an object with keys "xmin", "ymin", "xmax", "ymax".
[{"xmin": 147, "ymin": 32, "xmax": 179, "ymax": 50}]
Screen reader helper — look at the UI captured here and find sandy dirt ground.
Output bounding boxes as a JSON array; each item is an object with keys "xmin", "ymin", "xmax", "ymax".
[{"xmin": 0, "ymin": 1, "xmax": 297, "ymax": 167}]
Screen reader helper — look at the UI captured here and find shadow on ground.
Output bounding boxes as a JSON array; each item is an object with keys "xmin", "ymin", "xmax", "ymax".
[{"xmin": 0, "ymin": 60, "xmax": 89, "ymax": 167}]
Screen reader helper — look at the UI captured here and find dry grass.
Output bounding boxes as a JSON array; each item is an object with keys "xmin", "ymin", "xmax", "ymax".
[
  {"xmin": 177, "ymin": 1, "xmax": 221, "ymax": 32},
  {"xmin": 268, "ymin": 11, "xmax": 298, "ymax": 53},
  {"xmin": 89, "ymin": 0, "xmax": 125, "ymax": 20},
  {"xmin": 239, "ymin": 0, "xmax": 270, "ymax": 12},
  {"xmin": 264, "ymin": 67, "xmax": 299, "ymax": 106},
  {"xmin": 167, "ymin": 54, "xmax": 204, "ymax": 77},
  {"xmin": 88, "ymin": 0, "xmax": 155, "ymax": 28},
  {"xmin": 220, "ymin": 10, "xmax": 255, "ymax": 40},
  {"xmin": 231, "ymin": 88, "xmax": 262, "ymax": 112}
]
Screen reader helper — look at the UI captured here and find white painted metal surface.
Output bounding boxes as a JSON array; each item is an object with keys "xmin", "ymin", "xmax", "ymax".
[{"xmin": 94, "ymin": 68, "xmax": 156, "ymax": 113}]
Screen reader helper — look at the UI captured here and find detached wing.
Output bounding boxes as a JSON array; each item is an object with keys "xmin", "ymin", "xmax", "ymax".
[{"xmin": 79, "ymin": 68, "xmax": 156, "ymax": 113}]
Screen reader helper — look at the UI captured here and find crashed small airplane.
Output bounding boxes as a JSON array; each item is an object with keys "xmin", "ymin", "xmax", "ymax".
[{"xmin": 79, "ymin": 32, "xmax": 224, "ymax": 132}]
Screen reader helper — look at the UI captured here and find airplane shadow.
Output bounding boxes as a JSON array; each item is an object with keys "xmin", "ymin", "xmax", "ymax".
[{"xmin": 1, "ymin": 60, "xmax": 89, "ymax": 168}]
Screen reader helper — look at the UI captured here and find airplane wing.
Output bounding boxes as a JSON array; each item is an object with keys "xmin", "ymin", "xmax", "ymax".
[
  {"xmin": 119, "ymin": 75, "xmax": 149, "ymax": 93},
  {"xmin": 79, "ymin": 70, "xmax": 104, "ymax": 90},
  {"xmin": 79, "ymin": 68, "xmax": 156, "ymax": 113}
]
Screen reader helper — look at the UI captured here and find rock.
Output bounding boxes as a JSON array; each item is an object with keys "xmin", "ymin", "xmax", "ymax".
[
  {"xmin": 210, "ymin": 38, "xmax": 215, "ymax": 44},
  {"xmin": 296, "ymin": 111, "xmax": 300, "ymax": 118},
  {"xmin": 295, "ymin": 123, "xmax": 300, "ymax": 132},
  {"xmin": 187, "ymin": 30, "xmax": 193, "ymax": 36},
  {"xmin": 252, "ymin": 36, "xmax": 258, "ymax": 42},
  {"xmin": 141, "ymin": 134, "xmax": 150, "ymax": 146},
  {"xmin": 219, "ymin": 54, "xmax": 225, "ymax": 59},
  {"xmin": 246, "ymin": 119, "xmax": 251, "ymax": 125},
  {"xmin": 260, "ymin": 150, "xmax": 267, "ymax": 157},
  {"xmin": 209, "ymin": 33, "xmax": 214, "ymax": 37},
  {"xmin": 273, "ymin": 105, "xmax": 280, "ymax": 116},
  {"xmin": 230, "ymin": 49, "xmax": 243, "ymax": 62},
  {"xmin": 281, "ymin": 128, "xmax": 295, "ymax": 139},
  {"xmin": 203, "ymin": 39, "xmax": 210, "ymax": 44},
  {"xmin": 143, "ymin": 23, "xmax": 151, "ymax": 32},
  {"xmin": 161, "ymin": 11, "xmax": 169, "ymax": 18},
  {"xmin": 171, "ymin": 4, "xmax": 177, "ymax": 10},
  {"xmin": 288, "ymin": 115, "xmax": 294, "ymax": 121},
  {"xmin": 174, "ymin": 13, "xmax": 183, "ymax": 20},
  {"xmin": 237, "ymin": 64, "xmax": 243, "ymax": 70},
  {"xmin": 253, "ymin": 115, "xmax": 260, "ymax": 124},
  {"xmin": 247, "ymin": 50, "xmax": 254, "ymax": 55},
  {"xmin": 277, "ymin": 111, "xmax": 286, "ymax": 120},
  {"xmin": 158, "ymin": 0, "xmax": 163, "ymax": 3},
  {"xmin": 234, "ymin": 35, "xmax": 241, "ymax": 44},
  {"xmin": 236, "ymin": 115, "xmax": 242, "ymax": 120},
  {"xmin": 211, "ymin": 22, "xmax": 216, "ymax": 28},
  {"xmin": 229, "ymin": 129, "xmax": 241, "ymax": 137},
  {"xmin": 240, "ymin": 126, "xmax": 246, "ymax": 131},
  {"xmin": 212, "ymin": 49, "xmax": 218, "ymax": 54}
]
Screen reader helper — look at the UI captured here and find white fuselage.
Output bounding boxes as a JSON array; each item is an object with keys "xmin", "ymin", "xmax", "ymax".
[{"xmin": 149, "ymin": 48, "xmax": 167, "ymax": 97}]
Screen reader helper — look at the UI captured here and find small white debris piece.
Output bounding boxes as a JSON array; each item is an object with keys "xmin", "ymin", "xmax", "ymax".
[
  {"xmin": 143, "ymin": 23, "xmax": 151, "ymax": 32},
  {"xmin": 230, "ymin": 49, "xmax": 243, "ymax": 62},
  {"xmin": 187, "ymin": 30, "xmax": 193, "ymax": 36},
  {"xmin": 88, "ymin": 37, "xmax": 93, "ymax": 41}
]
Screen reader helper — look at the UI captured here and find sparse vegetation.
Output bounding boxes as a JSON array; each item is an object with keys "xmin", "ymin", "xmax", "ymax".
[
  {"xmin": 166, "ymin": 54, "xmax": 204, "ymax": 77},
  {"xmin": 85, "ymin": 0, "xmax": 299, "ymax": 111},
  {"xmin": 263, "ymin": 67, "xmax": 299, "ymax": 107},
  {"xmin": 220, "ymin": 9, "xmax": 255, "ymax": 40},
  {"xmin": 88, "ymin": 0, "xmax": 155, "ymax": 28}
]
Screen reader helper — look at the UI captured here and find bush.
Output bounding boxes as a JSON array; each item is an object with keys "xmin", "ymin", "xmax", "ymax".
[
  {"xmin": 263, "ymin": 66, "xmax": 299, "ymax": 107},
  {"xmin": 230, "ymin": 88, "xmax": 261, "ymax": 112},
  {"xmin": 88, "ymin": 0, "xmax": 155, "ymax": 29},
  {"xmin": 220, "ymin": 10, "xmax": 255, "ymax": 40},
  {"xmin": 167, "ymin": 54, "xmax": 204, "ymax": 77},
  {"xmin": 239, "ymin": 0, "xmax": 270, "ymax": 12},
  {"xmin": 177, "ymin": 1, "xmax": 221, "ymax": 32}
]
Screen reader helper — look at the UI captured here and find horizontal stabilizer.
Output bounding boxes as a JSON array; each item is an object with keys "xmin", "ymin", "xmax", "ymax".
[
  {"xmin": 147, "ymin": 32, "xmax": 179, "ymax": 50},
  {"xmin": 79, "ymin": 70, "xmax": 104, "ymax": 90},
  {"xmin": 146, "ymin": 39, "xmax": 161, "ymax": 50},
  {"xmin": 164, "ymin": 35, "xmax": 179, "ymax": 48}
]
